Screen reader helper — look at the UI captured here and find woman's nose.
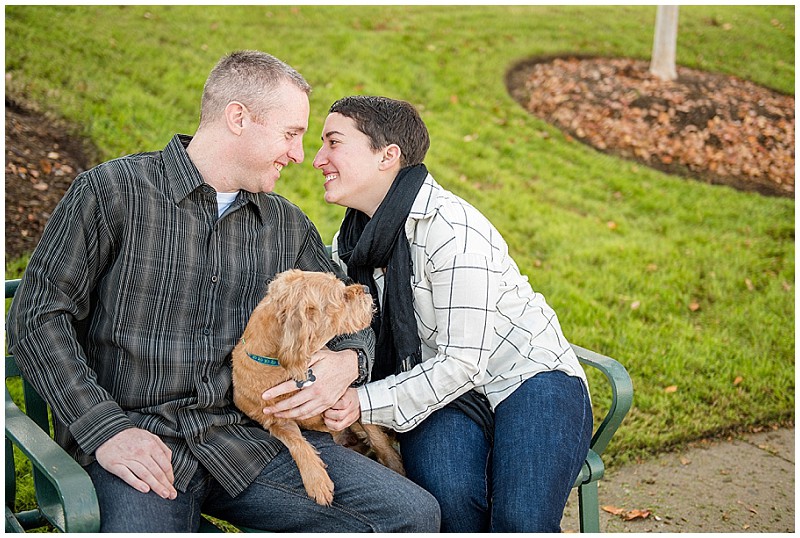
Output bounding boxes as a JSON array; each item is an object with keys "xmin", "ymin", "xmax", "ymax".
[{"xmin": 312, "ymin": 147, "xmax": 325, "ymax": 169}]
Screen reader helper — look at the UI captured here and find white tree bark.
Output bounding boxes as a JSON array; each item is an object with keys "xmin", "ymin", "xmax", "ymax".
[{"xmin": 650, "ymin": 5, "xmax": 679, "ymax": 81}]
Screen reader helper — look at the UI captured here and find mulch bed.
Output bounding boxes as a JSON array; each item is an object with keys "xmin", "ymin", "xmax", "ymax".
[
  {"xmin": 5, "ymin": 98, "xmax": 96, "ymax": 260},
  {"xmin": 505, "ymin": 55, "xmax": 794, "ymax": 198}
]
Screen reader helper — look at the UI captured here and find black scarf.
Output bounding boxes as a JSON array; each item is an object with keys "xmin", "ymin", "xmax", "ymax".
[{"xmin": 338, "ymin": 164, "xmax": 494, "ymax": 442}]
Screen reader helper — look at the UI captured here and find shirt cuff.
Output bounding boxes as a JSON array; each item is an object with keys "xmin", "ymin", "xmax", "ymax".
[
  {"xmin": 69, "ymin": 400, "xmax": 135, "ymax": 456},
  {"xmin": 357, "ymin": 380, "xmax": 396, "ymax": 427},
  {"xmin": 327, "ymin": 332, "xmax": 374, "ymax": 360}
]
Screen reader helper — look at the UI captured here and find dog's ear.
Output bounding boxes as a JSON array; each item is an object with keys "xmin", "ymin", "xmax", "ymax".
[{"xmin": 278, "ymin": 300, "xmax": 324, "ymax": 373}]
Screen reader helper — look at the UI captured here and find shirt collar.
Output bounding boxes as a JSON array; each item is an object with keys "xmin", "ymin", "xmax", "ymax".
[
  {"xmin": 163, "ymin": 134, "xmax": 204, "ymax": 204},
  {"xmin": 163, "ymin": 134, "xmax": 266, "ymax": 223},
  {"xmin": 408, "ymin": 173, "xmax": 440, "ymax": 220}
]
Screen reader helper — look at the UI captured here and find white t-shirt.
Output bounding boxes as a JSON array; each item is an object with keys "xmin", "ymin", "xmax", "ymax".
[{"xmin": 216, "ymin": 191, "xmax": 239, "ymax": 218}]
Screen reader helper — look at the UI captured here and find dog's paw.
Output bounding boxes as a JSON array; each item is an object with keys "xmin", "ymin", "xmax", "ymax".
[{"xmin": 306, "ymin": 472, "xmax": 335, "ymax": 506}]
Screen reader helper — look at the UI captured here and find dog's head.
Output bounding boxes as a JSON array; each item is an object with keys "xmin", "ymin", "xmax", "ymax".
[{"xmin": 258, "ymin": 269, "xmax": 374, "ymax": 373}]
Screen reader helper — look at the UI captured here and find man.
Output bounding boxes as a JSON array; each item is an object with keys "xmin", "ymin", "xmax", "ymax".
[{"xmin": 7, "ymin": 51, "xmax": 439, "ymax": 532}]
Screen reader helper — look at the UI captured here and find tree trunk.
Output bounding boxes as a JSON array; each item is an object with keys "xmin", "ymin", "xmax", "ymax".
[{"xmin": 650, "ymin": 6, "xmax": 679, "ymax": 81}]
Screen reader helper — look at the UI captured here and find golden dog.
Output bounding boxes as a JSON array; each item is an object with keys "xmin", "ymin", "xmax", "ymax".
[{"xmin": 232, "ymin": 269, "xmax": 404, "ymax": 506}]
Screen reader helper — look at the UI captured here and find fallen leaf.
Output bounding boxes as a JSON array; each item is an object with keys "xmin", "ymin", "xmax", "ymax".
[
  {"xmin": 737, "ymin": 500, "xmax": 758, "ymax": 515},
  {"xmin": 733, "ymin": 376, "xmax": 743, "ymax": 386},
  {"xmin": 664, "ymin": 385, "xmax": 678, "ymax": 393},
  {"xmin": 630, "ymin": 300, "xmax": 641, "ymax": 310},
  {"xmin": 689, "ymin": 301, "xmax": 701, "ymax": 312},
  {"xmin": 40, "ymin": 159, "xmax": 52, "ymax": 174},
  {"xmin": 623, "ymin": 509, "xmax": 651, "ymax": 521},
  {"xmin": 680, "ymin": 456, "xmax": 691, "ymax": 465},
  {"xmin": 601, "ymin": 505, "xmax": 625, "ymax": 516},
  {"xmin": 745, "ymin": 278, "xmax": 754, "ymax": 291}
]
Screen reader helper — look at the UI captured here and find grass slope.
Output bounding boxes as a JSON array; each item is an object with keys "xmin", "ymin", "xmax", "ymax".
[{"xmin": 5, "ymin": 5, "xmax": 794, "ymax": 466}]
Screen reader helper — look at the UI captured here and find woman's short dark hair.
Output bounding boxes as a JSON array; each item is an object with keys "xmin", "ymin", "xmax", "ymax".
[{"xmin": 329, "ymin": 96, "xmax": 430, "ymax": 167}]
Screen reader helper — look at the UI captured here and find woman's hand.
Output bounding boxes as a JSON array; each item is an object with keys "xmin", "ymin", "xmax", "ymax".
[
  {"xmin": 261, "ymin": 348, "xmax": 358, "ymax": 421},
  {"xmin": 323, "ymin": 388, "xmax": 362, "ymax": 431}
]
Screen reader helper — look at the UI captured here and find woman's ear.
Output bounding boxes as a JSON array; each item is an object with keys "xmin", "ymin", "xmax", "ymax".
[
  {"xmin": 378, "ymin": 144, "xmax": 402, "ymax": 171},
  {"xmin": 225, "ymin": 101, "xmax": 246, "ymax": 135}
]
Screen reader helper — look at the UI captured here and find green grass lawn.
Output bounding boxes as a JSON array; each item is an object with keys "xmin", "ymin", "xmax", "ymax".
[{"xmin": 5, "ymin": 3, "xmax": 794, "ymax": 474}]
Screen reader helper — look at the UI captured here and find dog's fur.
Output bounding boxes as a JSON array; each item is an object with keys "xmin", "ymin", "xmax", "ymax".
[{"xmin": 232, "ymin": 269, "xmax": 404, "ymax": 506}]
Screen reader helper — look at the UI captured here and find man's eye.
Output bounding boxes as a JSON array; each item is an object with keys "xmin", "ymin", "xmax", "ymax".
[{"xmin": 329, "ymin": 140, "xmax": 339, "ymax": 146}]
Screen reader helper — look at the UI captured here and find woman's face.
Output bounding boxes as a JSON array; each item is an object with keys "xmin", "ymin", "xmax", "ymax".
[{"xmin": 313, "ymin": 113, "xmax": 389, "ymax": 216}]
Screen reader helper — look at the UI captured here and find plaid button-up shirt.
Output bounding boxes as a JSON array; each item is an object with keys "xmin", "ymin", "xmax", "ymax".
[
  {"xmin": 7, "ymin": 134, "xmax": 374, "ymax": 496},
  {"xmin": 334, "ymin": 174, "xmax": 587, "ymax": 432}
]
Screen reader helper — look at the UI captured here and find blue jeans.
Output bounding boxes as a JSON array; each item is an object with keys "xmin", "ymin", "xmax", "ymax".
[
  {"xmin": 399, "ymin": 371, "xmax": 592, "ymax": 532},
  {"xmin": 85, "ymin": 430, "xmax": 440, "ymax": 532}
]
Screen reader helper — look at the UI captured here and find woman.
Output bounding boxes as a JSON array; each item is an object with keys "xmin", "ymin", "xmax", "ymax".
[{"xmin": 266, "ymin": 95, "xmax": 592, "ymax": 532}]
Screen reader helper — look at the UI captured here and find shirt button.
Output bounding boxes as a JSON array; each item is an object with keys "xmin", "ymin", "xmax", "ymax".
[
  {"xmin": 201, "ymin": 375, "xmax": 210, "ymax": 383},
  {"xmin": 211, "ymin": 275, "xmax": 218, "ymax": 283},
  {"xmin": 203, "ymin": 328, "xmax": 211, "ymax": 336}
]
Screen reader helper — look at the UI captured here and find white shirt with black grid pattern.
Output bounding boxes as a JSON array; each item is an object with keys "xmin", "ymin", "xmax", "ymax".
[{"xmin": 333, "ymin": 174, "xmax": 588, "ymax": 432}]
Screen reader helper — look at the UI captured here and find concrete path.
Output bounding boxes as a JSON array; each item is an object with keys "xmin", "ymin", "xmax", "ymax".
[{"xmin": 561, "ymin": 427, "xmax": 794, "ymax": 532}]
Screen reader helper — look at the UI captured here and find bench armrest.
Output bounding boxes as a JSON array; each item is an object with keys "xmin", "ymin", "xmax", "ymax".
[
  {"xmin": 572, "ymin": 344, "xmax": 633, "ymax": 456},
  {"xmin": 5, "ymin": 278, "xmax": 21, "ymax": 298},
  {"xmin": 5, "ymin": 388, "xmax": 100, "ymax": 532}
]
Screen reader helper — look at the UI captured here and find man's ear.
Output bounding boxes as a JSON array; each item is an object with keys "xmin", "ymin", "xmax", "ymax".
[
  {"xmin": 225, "ymin": 101, "xmax": 246, "ymax": 135},
  {"xmin": 378, "ymin": 144, "xmax": 402, "ymax": 171}
]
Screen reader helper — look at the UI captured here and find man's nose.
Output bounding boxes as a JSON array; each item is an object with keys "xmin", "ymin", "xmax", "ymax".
[{"xmin": 288, "ymin": 141, "xmax": 304, "ymax": 164}]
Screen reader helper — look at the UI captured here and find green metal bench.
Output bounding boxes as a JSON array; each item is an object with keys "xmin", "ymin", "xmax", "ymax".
[{"xmin": 5, "ymin": 276, "xmax": 632, "ymax": 532}]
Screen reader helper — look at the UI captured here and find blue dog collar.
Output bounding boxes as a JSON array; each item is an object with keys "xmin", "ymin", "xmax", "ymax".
[
  {"xmin": 241, "ymin": 338, "xmax": 280, "ymax": 366},
  {"xmin": 240, "ymin": 338, "xmax": 315, "ymax": 388}
]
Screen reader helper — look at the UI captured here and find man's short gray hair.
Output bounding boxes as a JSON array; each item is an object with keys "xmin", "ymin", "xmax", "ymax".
[{"xmin": 199, "ymin": 50, "xmax": 311, "ymax": 126}]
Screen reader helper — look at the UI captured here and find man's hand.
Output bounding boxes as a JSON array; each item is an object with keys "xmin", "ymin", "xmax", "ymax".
[
  {"xmin": 323, "ymin": 388, "xmax": 362, "ymax": 431},
  {"xmin": 95, "ymin": 428, "xmax": 177, "ymax": 500},
  {"xmin": 261, "ymin": 348, "xmax": 358, "ymax": 421}
]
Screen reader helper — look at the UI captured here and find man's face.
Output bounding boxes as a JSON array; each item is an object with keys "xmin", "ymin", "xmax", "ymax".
[
  {"xmin": 313, "ymin": 113, "xmax": 388, "ymax": 216},
  {"xmin": 236, "ymin": 82, "xmax": 309, "ymax": 193}
]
